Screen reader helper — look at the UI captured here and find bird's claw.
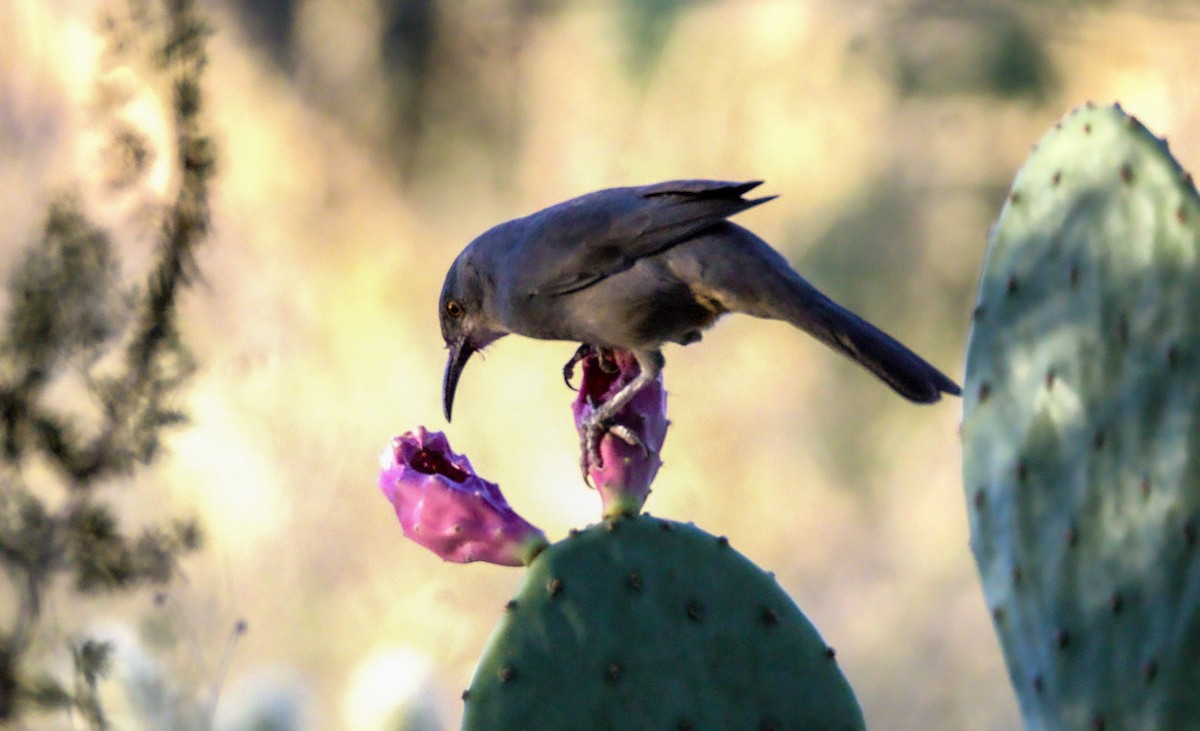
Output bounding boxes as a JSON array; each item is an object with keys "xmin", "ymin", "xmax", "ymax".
[
  {"xmin": 564, "ymin": 345, "xmax": 621, "ymax": 391},
  {"xmin": 579, "ymin": 413, "xmax": 646, "ymax": 485},
  {"xmin": 562, "ymin": 344, "xmax": 594, "ymax": 391}
]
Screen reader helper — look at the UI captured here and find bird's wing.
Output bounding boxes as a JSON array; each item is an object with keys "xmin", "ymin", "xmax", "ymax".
[{"xmin": 518, "ymin": 180, "xmax": 776, "ymax": 297}]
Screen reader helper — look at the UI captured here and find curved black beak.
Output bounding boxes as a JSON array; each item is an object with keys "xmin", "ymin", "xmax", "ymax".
[{"xmin": 442, "ymin": 338, "xmax": 476, "ymax": 422}]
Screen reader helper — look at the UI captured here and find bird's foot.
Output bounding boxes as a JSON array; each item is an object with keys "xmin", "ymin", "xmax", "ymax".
[
  {"xmin": 579, "ymin": 413, "xmax": 646, "ymax": 485},
  {"xmin": 563, "ymin": 345, "xmax": 620, "ymax": 391},
  {"xmin": 562, "ymin": 344, "xmax": 596, "ymax": 391}
]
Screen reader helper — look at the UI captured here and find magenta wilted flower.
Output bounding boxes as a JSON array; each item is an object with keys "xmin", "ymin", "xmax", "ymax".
[
  {"xmin": 573, "ymin": 350, "xmax": 668, "ymax": 517},
  {"xmin": 379, "ymin": 428, "xmax": 547, "ymax": 566}
]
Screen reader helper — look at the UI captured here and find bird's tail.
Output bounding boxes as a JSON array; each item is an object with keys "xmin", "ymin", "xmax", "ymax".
[
  {"xmin": 674, "ymin": 225, "xmax": 961, "ymax": 403},
  {"xmin": 777, "ymin": 280, "xmax": 961, "ymax": 403}
]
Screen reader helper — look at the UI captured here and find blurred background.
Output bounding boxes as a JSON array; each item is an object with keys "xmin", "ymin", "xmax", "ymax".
[{"xmin": 3, "ymin": 0, "xmax": 1199, "ymax": 728}]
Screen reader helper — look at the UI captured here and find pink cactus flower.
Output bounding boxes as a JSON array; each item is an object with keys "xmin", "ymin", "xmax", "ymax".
[
  {"xmin": 379, "ymin": 428, "xmax": 547, "ymax": 566},
  {"xmin": 572, "ymin": 350, "xmax": 669, "ymax": 517}
]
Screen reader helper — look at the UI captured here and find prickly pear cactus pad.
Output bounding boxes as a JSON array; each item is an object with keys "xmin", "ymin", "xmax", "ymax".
[
  {"xmin": 461, "ymin": 515, "xmax": 865, "ymax": 731},
  {"xmin": 962, "ymin": 103, "xmax": 1200, "ymax": 731}
]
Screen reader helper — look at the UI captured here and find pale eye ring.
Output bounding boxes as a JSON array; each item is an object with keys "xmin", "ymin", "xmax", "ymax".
[{"xmin": 445, "ymin": 300, "xmax": 464, "ymax": 319}]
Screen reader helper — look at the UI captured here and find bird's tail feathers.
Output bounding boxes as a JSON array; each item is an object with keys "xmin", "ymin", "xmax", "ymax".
[
  {"xmin": 675, "ymin": 227, "xmax": 961, "ymax": 402},
  {"xmin": 777, "ymin": 281, "xmax": 961, "ymax": 403}
]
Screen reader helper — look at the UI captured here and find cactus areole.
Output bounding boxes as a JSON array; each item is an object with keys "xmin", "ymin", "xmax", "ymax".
[{"xmin": 963, "ymin": 103, "xmax": 1200, "ymax": 730}]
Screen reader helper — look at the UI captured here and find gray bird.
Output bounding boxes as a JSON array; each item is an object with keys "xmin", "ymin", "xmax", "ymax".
[{"xmin": 439, "ymin": 180, "xmax": 960, "ymax": 468}]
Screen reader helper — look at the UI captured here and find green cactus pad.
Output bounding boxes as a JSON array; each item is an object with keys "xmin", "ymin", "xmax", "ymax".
[
  {"xmin": 963, "ymin": 102, "xmax": 1200, "ymax": 730},
  {"xmin": 461, "ymin": 515, "xmax": 865, "ymax": 731}
]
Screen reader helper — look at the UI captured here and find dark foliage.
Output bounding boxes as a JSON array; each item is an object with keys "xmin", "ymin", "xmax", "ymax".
[{"xmin": 0, "ymin": 0, "xmax": 213, "ymax": 726}]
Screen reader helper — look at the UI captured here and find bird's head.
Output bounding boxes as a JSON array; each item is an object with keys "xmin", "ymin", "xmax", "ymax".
[{"xmin": 439, "ymin": 249, "xmax": 507, "ymax": 422}]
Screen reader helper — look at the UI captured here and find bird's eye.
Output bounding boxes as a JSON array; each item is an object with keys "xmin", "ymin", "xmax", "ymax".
[{"xmin": 445, "ymin": 300, "xmax": 464, "ymax": 319}]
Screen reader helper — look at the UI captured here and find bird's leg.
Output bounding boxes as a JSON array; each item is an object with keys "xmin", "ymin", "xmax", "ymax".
[
  {"xmin": 580, "ymin": 350, "xmax": 664, "ymax": 476},
  {"xmin": 562, "ymin": 343, "xmax": 595, "ymax": 391}
]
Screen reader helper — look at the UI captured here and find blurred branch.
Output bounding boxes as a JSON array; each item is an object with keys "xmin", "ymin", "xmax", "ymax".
[{"xmin": 0, "ymin": 0, "xmax": 214, "ymax": 725}]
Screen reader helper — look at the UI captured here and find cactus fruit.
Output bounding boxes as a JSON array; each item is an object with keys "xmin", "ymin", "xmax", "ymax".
[
  {"xmin": 962, "ymin": 102, "xmax": 1200, "ymax": 730},
  {"xmin": 571, "ymin": 349, "xmax": 669, "ymax": 517},
  {"xmin": 380, "ymin": 428, "xmax": 548, "ymax": 566},
  {"xmin": 460, "ymin": 515, "xmax": 865, "ymax": 731}
]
